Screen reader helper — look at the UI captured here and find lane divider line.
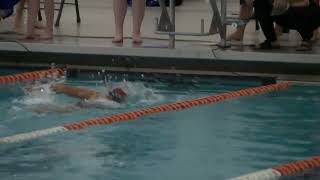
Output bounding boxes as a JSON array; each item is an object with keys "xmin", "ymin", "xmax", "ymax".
[
  {"xmin": 0, "ymin": 82, "xmax": 291, "ymax": 144},
  {"xmin": 0, "ymin": 127, "xmax": 67, "ymax": 144},
  {"xmin": 229, "ymin": 156, "xmax": 320, "ymax": 180},
  {"xmin": 0, "ymin": 68, "xmax": 64, "ymax": 84}
]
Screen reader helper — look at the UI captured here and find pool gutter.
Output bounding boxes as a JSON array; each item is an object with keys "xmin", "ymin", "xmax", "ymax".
[{"xmin": 0, "ymin": 41, "xmax": 320, "ymax": 82}]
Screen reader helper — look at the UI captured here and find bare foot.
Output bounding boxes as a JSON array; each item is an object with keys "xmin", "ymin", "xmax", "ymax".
[
  {"xmin": 39, "ymin": 29, "xmax": 53, "ymax": 40},
  {"xmin": 34, "ymin": 21, "xmax": 46, "ymax": 29},
  {"xmin": 39, "ymin": 32, "xmax": 53, "ymax": 40},
  {"xmin": 227, "ymin": 28, "xmax": 245, "ymax": 41},
  {"xmin": 13, "ymin": 26, "xmax": 24, "ymax": 34},
  {"xmin": 274, "ymin": 24, "xmax": 283, "ymax": 37},
  {"xmin": 112, "ymin": 37, "xmax": 123, "ymax": 44},
  {"xmin": 132, "ymin": 35, "xmax": 143, "ymax": 44},
  {"xmin": 20, "ymin": 34, "xmax": 39, "ymax": 41},
  {"xmin": 13, "ymin": 19, "xmax": 23, "ymax": 34},
  {"xmin": 132, "ymin": 39, "xmax": 143, "ymax": 44},
  {"xmin": 311, "ymin": 29, "xmax": 320, "ymax": 41}
]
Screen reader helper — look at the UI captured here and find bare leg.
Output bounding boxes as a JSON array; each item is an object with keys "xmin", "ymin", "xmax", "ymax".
[
  {"xmin": 25, "ymin": 0, "xmax": 40, "ymax": 39},
  {"xmin": 312, "ymin": 28, "xmax": 320, "ymax": 41},
  {"xmin": 113, "ymin": 0, "xmax": 127, "ymax": 43},
  {"xmin": 274, "ymin": 24, "xmax": 283, "ymax": 37},
  {"xmin": 34, "ymin": 20, "xmax": 46, "ymax": 29},
  {"xmin": 227, "ymin": 3, "xmax": 253, "ymax": 41},
  {"xmin": 40, "ymin": 0, "xmax": 54, "ymax": 40},
  {"xmin": 14, "ymin": 0, "xmax": 26, "ymax": 33},
  {"xmin": 132, "ymin": 0, "xmax": 145, "ymax": 43}
]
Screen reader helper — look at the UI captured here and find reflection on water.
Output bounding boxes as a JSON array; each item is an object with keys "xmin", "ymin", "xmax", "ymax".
[
  {"xmin": 0, "ymin": 76, "xmax": 319, "ymax": 180},
  {"xmin": 228, "ymin": 86, "xmax": 320, "ymax": 178}
]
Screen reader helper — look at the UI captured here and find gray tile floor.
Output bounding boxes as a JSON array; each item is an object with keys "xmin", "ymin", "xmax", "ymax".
[
  {"xmin": 0, "ymin": 0, "xmax": 315, "ymax": 45},
  {"xmin": 0, "ymin": 0, "xmax": 319, "ymax": 69}
]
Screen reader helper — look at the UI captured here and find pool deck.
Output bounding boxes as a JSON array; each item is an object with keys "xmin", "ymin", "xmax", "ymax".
[{"xmin": 0, "ymin": 0, "xmax": 320, "ymax": 82}]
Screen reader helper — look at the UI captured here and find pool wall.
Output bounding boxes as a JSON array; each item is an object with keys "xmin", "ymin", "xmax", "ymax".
[{"xmin": 0, "ymin": 41, "xmax": 320, "ymax": 82}]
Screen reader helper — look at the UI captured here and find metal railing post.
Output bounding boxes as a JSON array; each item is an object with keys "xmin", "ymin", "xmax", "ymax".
[
  {"xmin": 155, "ymin": 0, "xmax": 234, "ymax": 49},
  {"xmin": 220, "ymin": 0, "xmax": 227, "ymax": 47},
  {"xmin": 169, "ymin": 0, "xmax": 176, "ymax": 48}
]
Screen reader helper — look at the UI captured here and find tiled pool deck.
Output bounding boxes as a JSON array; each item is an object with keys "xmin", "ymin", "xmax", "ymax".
[{"xmin": 0, "ymin": 0, "xmax": 319, "ymax": 82}]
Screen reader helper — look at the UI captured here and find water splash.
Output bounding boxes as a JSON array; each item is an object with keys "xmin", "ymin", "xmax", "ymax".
[
  {"xmin": 81, "ymin": 98, "xmax": 121, "ymax": 109},
  {"xmin": 10, "ymin": 80, "xmax": 164, "ymax": 114},
  {"xmin": 105, "ymin": 81, "xmax": 165, "ymax": 106}
]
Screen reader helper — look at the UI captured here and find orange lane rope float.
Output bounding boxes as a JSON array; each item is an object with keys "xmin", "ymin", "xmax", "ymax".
[
  {"xmin": 0, "ymin": 81, "xmax": 291, "ymax": 145},
  {"xmin": 0, "ymin": 68, "xmax": 64, "ymax": 84},
  {"xmin": 62, "ymin": 82, "xmax": 291, "ymax": 131},
  {"xmin": 229, "ymin": 156, "xmax": 320, "ymax": 180}
]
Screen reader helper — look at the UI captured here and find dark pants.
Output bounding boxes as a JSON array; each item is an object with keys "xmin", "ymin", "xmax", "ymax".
[
  {"xmin": 254, "ymin": 0, "xmax": 277, "ymax": 42},
  {"xmin": 255, "ymin": 0, "xmax": 320, "ymax": 41},
  {"xmin": 275, "ymin": 5, "xmax": 320, "ymax": 41}
]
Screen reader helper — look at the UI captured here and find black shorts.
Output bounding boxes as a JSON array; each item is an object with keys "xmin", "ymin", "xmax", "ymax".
[{"xmin": 240, "ymin": 0, "xmax": 245, "ymax": 4}]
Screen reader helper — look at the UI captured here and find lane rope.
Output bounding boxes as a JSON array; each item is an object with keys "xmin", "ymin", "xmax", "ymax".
[
  {"xmin": 229, "ymin": 156, "xmax": 320, "ymax": 180},
  {"xmin": 0, "ymin": 81, "xmax": 291, "ymax": 145},
  {"xmin": 0, "ymin": 127, "xmax": 67, "ymax": 144},
  {"xmin": 0, "ymin": 68, "xmax": 64, "ymax": 84}
]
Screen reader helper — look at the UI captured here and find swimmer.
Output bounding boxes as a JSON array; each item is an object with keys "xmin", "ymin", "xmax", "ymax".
[
  {"xmin": 50, "ymin": 83, "xmax": 128, "ymax": 103},
  {"xmin": 27, "ymin": 83, "xmax": 128, "ymax": 113}
]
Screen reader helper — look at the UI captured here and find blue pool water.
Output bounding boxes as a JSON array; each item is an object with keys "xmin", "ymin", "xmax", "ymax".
[{"xmin": 0, "ymin": 70, "xmax": 319, "ymax": 180}]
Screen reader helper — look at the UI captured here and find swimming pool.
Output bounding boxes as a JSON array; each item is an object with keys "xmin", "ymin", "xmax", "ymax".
[{"xmin": 0, "ymin": 69, "xmax": 319, "ymax": 180}]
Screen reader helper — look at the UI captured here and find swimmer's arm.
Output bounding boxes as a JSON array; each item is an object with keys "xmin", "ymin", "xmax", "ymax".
[{"xmin": 51, "ymin": 84, "xmax": 101, "ymax": 100}]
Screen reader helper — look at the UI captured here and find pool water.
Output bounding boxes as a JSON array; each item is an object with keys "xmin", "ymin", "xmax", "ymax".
[{"xmin": 0, "ymin": 71, "xmax": 319, "ymax": 180}]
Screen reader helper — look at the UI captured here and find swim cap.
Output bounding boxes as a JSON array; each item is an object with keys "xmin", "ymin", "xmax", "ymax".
[{"xmin": 108, "ymin": 87, "xmax": 128, "ymax": 103}]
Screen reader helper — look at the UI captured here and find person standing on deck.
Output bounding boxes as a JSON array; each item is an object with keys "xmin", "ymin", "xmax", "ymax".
[
  {"xmin": 25, "ymin": 0, "xmax": 54, "ymax": 40},
  {"xmin": 112, "ymin": 0, "xmax": 145, "ymax": 44},
  {"xmin": 14, "ymin": 0, "xmax": 46, "ymax": 33},
  {"xmin": 254, "ymin": 0, "xmax": 320, "ymax": 50},
  {"xmin": 13, "ymin": 0, "xmax": 26, "ymax": 32},
  {"xmin": 228, "ymin": 0, "xmax": 320, "ymax": 44}
]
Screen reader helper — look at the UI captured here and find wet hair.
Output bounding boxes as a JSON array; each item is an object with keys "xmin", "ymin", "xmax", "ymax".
[{"xmin": 108, "ymin": 87, "xmax": 128, "ymax": 103}]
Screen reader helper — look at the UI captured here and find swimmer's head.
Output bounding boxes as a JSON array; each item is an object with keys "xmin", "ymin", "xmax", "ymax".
[{"xmin": 108, "ymin": 87, "xmax": 128, "ymax": 103}]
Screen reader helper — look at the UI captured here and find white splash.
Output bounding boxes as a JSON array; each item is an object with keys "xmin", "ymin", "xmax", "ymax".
[
  {"xmin": 105, "ymin": 81, "xmax": 165, "ymax": 105},
  {"xmin": 83, "ymin": 98, "xmax": 121, "ymax": 109}
]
